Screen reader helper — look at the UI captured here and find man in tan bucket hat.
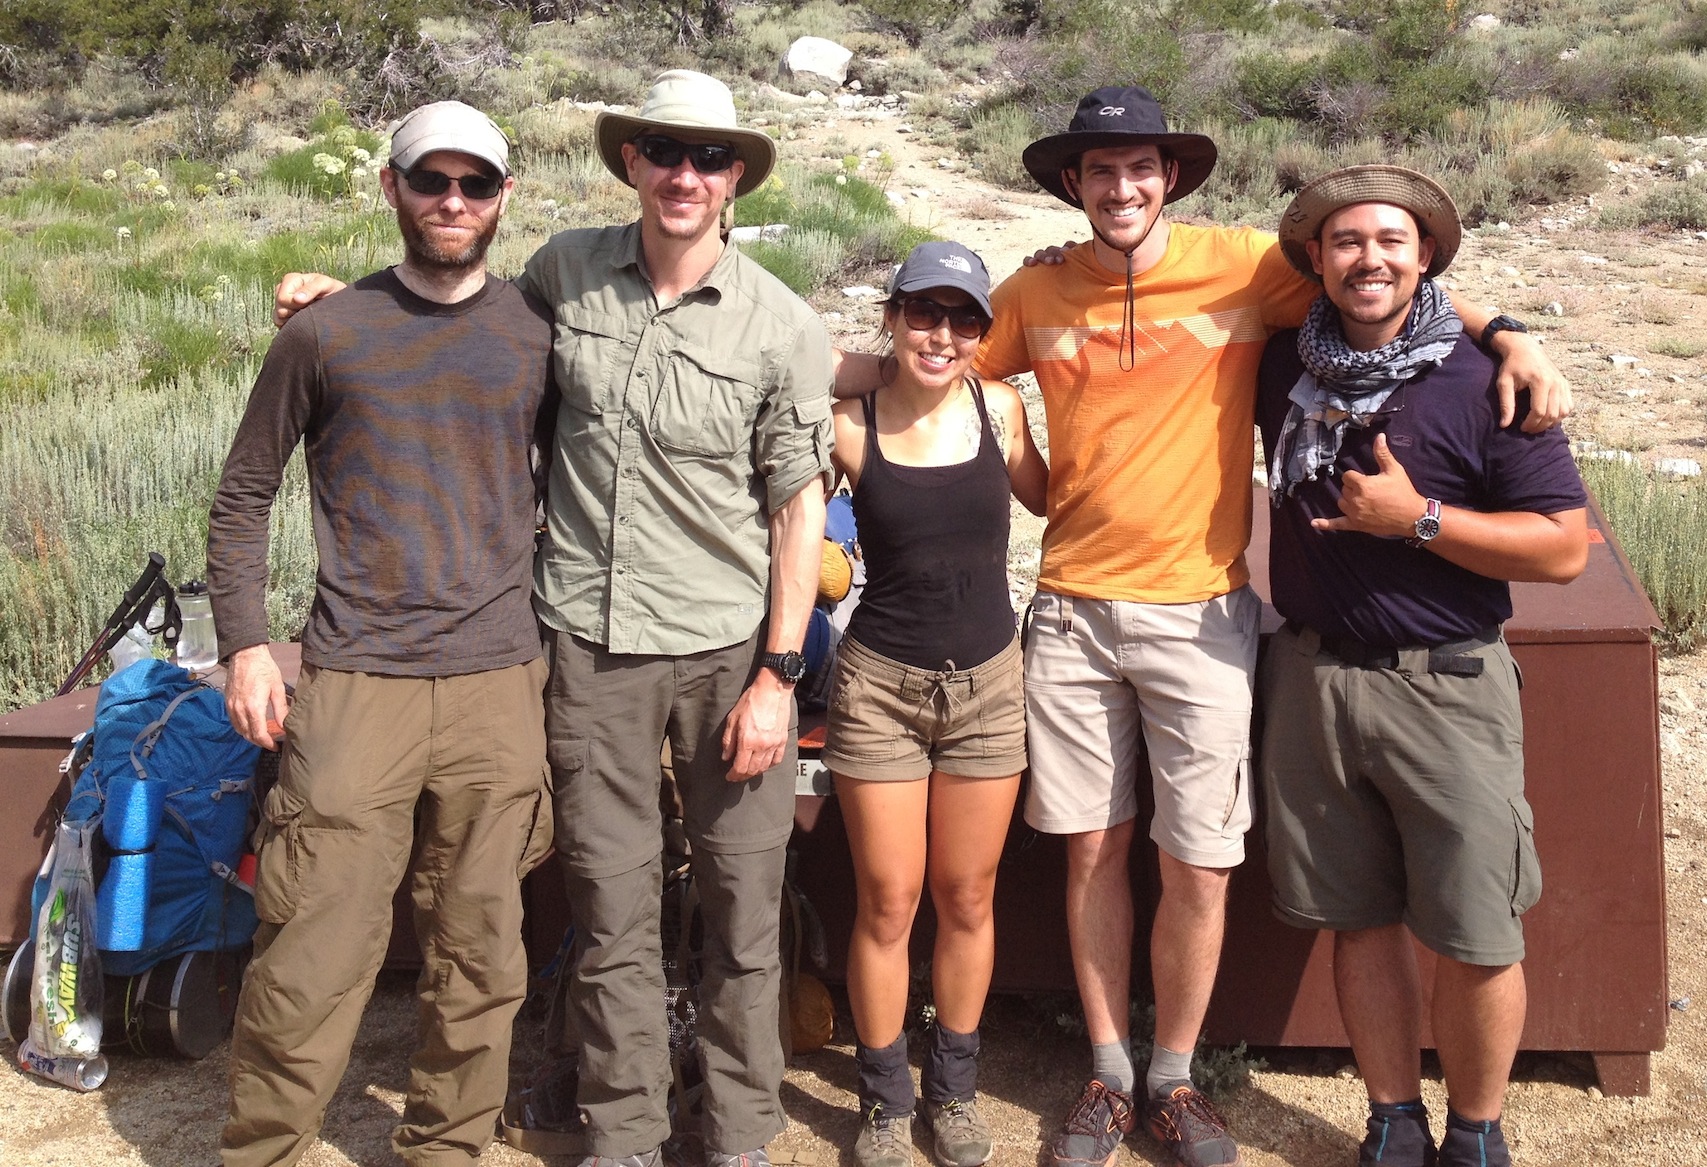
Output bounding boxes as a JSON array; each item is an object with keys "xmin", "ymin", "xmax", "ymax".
[
  {"xmin": 272, "ymin": 69, "xmax": 832, "ymax": 1167},
  {"xmin": 1257, "ymin": 165, "xmax": 1588, "ymax": 1167},
  {"xmin": 520, "ymin": 67, "xmax": 831, "ymax": 1167}
]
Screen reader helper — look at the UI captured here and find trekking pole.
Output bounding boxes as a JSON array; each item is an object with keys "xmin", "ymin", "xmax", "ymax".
[{"xmin": 56, "ymin": 552, "xmax": 178, "ymax": 696}]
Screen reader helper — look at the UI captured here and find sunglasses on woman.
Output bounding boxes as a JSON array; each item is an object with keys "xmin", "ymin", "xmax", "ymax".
[
  {"xmin": 897, "ymin": 297, "xmax": 989, "ymax": 340},
  {"xmin": 390, "ymin": 163, "xmax": 506, "ymax": 201},
  {"xmin": 634, "ymin": 134, "xmax": 738, "ymax": 175}
]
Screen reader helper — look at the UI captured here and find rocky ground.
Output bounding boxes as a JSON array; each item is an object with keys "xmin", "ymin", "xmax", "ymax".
[{"xmin": 5, "ymin": 97, "xmax": 1707, "ymax": 1167}]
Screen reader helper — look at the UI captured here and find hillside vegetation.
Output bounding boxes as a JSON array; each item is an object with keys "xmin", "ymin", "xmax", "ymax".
[{"xmin": 2, "ymin": 0, "xmax": 1706, "ymax": 709}]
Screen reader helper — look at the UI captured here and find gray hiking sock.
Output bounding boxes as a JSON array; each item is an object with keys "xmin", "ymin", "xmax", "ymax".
[
  {"xmin": 1090, "ymin": 1038, "xmax": 1135, "ymax": 1095},
  {"xmin": 1145, "ymin": 1042, "xmax": 1195, "ymax": 1100}
]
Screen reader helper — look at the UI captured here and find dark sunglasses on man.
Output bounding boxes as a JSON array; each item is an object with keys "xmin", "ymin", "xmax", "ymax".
[
  {"xmin": 389, "ymin": 163, "xmax": 506, "ymax": 201},
  {"xmin": 634, "ymin": 134, "xmax": 738, "ymax": 175},
  {"xmin": 897, "ymin": 297, "xmax": 990, "ymax": 340}
]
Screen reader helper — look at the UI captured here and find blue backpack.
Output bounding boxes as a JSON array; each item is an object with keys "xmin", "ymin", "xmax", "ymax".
[{"xmin": 38, "ymin": 659, "xmax": 261, "ymax": 978}]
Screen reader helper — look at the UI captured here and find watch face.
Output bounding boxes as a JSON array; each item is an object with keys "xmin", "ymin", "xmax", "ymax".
[
  {"xmin": 1415, "ymin": 515, "xmax": 1441, "ymax": 540},
  {"xmin": 781, "ymin": 652, "xmax": 807, "ymax": 683}
]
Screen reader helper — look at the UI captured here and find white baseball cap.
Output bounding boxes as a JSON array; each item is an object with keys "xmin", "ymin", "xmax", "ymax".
[{"xmin": 388, "ymin": 101, "xmax": 510, "ymax": 176}]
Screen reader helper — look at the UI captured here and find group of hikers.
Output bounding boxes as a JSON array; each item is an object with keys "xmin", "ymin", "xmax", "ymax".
[{"xmin": 201, "ymin": 64, "xmax": 1587, "ymax": 1167}]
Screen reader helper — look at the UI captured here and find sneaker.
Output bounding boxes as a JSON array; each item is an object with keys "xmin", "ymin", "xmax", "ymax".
[
  {"xmin": 854, "ymin": 1104, "xmax": 914, "ymax": 1167},
  {"xmin": 1145, "ymin": 1082, "xmax": 1242, "ymax": 1167},
  {"xmin": 1360, "ymin": 1107, "xmax": 1437, "ymax": 1166},
  {"xmin": 920, "ymin": 1097, "xmax": 993, "ymax": 1167},
  {"xmin": 577, "ymin": 1153, "xmax": 662, "ymax": 1167},
  {"xmin": 1048, "ymin": 1079, "xmax": 1137, "ymax": 1167}
]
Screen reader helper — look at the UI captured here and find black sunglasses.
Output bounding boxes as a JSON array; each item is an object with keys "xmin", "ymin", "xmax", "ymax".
[
  {"xmin": 897, "ymin": 297, "xmax": 989, "ymax": 340},
  {"xmin": 390, "ymin": 163, "xmax": 505, "ymax": 201},
  {"xmin": 634, "ymin": 134, "xmax": 738, "ymax": 175}
]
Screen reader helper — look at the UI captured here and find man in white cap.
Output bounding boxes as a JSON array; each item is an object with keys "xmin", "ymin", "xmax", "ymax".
[
  {"xmin": 210, "ymin": 100, "xmax": 556, "ymax": 1166},
  {"xmin": 271, "ymin": 70, "xmax": 831, "ymax": 1167},
  {"xmin": 1258, "ymin": 165, "xmax": 1587, "ymax": 1167}
]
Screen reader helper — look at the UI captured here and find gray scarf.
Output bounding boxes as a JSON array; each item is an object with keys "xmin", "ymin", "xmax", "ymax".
[{"xmin": 1269, "ymin": 279, "xmax": 1462, "ymax": 504}]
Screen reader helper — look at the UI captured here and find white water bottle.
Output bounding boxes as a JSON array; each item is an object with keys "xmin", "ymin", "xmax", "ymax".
[{"xmin": 175, "ymin": 581, "xmax": 219, "ymax": 673}]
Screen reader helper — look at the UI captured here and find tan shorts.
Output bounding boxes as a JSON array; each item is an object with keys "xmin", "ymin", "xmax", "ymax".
[
  {"xmin": 822, "ymin": 634, "xmax": 1027, "ymax": 782},
  {"xmin": 1023, "ymin": 588, "xmax": 1259, "ymax": 868}
]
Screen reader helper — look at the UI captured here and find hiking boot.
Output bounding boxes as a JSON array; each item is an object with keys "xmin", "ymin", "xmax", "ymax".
[
  {"xmin": 1437, "ymin": 1113, "xmax": 1510, "ymax": 1167},
  {"xmin": 854, "ymin": 1104, "xmax": 915, "ymax": 1167},
  {"xmin": 577, "ymin": 1152, "xmax": 662, "ymax": 1167},
  {"xmin": 920, "ymin": 1096, "xmax": 993, "ymax": 1167},
  {"xmin": 1359, "ymin": 1105, "xmax": 1437, "ymax": 1166},
  {"xmin": 1145, "ymin": 1081, "xmax": 1242, "ymax": 1167},
  {"xmin": 1048, "ymin": 1079, "xmax": 1137, "ymax": 1167}
]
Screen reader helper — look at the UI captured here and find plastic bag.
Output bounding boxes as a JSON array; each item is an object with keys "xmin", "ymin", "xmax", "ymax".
[{"xmin": 18, "ymin": 821, "xmax": 109, "ymax": 1091}]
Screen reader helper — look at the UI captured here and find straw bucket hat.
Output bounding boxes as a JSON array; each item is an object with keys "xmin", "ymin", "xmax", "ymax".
[
  {"xmin": 595, "ymin": 69, "xmax": 777, "ymax": 198},
  {"xmin": 1278, "ymin": 164, "xmax": 1462, "ymax": 281}
]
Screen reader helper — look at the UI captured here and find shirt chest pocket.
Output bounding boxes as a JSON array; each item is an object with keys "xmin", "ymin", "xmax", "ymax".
[
  {"xmin": 651, "ymin": 341, "xmax": 764, "ymax": 458},
  {"xmin": 554, "ymin": 306, "xmax": 629, "ymax": 416}
]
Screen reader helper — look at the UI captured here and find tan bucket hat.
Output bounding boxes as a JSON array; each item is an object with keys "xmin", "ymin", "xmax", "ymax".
[
  {"xmin": 595, "ymin": 70, "xmax": 777, "ymax": 198},
  {"xmin": 1278, "ymin": 164, "xmax": 1462, "ymax": 281}
]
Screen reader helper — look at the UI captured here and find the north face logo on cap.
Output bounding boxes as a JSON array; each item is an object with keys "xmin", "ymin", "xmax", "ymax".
[
  {"xmin": 937, "ymin": 254, "xmax": 973, "ymax": 274},
  {"xmin": 1099, "ymin": 106, "xmax": 1125, "ymax": 116}
]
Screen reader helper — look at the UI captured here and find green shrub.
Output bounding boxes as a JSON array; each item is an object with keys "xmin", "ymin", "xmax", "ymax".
[
  {"xmin": 966, "ymin": 102, "xmax": 1042, "ymax": 190},
  {"xmin": 861, "ymin": 0, "xmax": 956, "ymax": 47},
  {"xmin": 1638, "ymin": 178, "xmax": 1707, "ymax": 230},
  {"xmin": 1578, "ymin": 455, "xmax": 1707, "ymax": 651}
]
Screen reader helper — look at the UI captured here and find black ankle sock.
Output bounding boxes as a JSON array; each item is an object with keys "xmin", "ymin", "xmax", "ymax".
[
  {"xmin": 1360, "ymin": 1100, "xmax": 1435, "ymax": 1166},
  {"xmin": 1439, "ymin": 1110, "xmax": 1509, "ymax": 1167}
]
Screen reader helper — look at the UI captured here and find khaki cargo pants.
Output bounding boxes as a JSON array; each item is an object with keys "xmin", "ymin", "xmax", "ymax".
[{"xmin": 222, "ymin": 659, "xmax": 553, "ymax": 1167}]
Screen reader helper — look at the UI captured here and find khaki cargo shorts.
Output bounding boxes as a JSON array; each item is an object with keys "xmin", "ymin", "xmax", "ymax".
[
  {"xmin": 822, "ymin": 634, "xmax": 1026, "ymax": 782},
  {"xmin": 1023, "ymin": 587, "xmax": 1259, "ymax": 868},
  {"xmin": 1259, "ymin": 622, "xmax": 1541, "ymax": 966}
]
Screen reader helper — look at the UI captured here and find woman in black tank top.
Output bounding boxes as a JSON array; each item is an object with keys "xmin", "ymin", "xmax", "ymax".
[{"xmin": 821, "ymin": 243, "xmax": 1046, "ymax": 1166}]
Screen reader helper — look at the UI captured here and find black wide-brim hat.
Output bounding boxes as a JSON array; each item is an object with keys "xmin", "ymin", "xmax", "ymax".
[{"xmin": 1022, "ymin": 85, "xmax": 1218, "ymax": 208}]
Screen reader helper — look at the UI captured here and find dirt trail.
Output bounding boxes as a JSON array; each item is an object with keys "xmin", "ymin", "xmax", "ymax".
[{"xmin": 6, "ymin": 99, "xmax": 1707, "ymax": 1167}]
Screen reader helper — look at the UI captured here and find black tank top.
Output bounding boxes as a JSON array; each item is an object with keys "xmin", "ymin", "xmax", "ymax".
[{"xmin": 845, "ymin": 378, "xmax": 1015, "ymax": 670}]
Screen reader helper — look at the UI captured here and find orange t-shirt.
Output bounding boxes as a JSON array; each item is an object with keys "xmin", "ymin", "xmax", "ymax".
[{"xmin": 979, "ymin": 223, "xmax": 1317, "ymax": 604}]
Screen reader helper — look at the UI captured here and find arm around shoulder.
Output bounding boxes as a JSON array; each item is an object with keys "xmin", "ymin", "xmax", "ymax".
[{"xmin": 991, "ymin": 379, "xmax": 1047, "ymax": 515}]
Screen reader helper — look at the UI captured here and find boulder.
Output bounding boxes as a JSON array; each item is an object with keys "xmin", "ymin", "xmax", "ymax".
[{"xmin": 785, "ymin": 36, "xmax": 853, "ymax": 89}]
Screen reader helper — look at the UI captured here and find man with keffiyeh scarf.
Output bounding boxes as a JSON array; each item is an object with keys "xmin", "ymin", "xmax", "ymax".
[{"xmin": 1255, "ymin": 165, "xmax": 1589, "ymax": 1167}]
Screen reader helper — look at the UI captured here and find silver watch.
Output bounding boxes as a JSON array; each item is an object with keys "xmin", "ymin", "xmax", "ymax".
[{"xmin": 1408, "ymin": 498, "xmax": 1442, "ymax": 547}]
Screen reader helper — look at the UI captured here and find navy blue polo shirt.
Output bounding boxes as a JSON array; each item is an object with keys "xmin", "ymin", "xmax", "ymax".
[{"xmin": 1256, "ymin": 328, "xmax": 1586, "ymax": 648}]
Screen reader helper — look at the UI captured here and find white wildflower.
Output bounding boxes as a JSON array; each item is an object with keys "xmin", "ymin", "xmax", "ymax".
[
  {"xmin": 313, "ymin": 153, "xmax": 347, "ymax": 176},
  {"xmin": 115, "ymin": 226, "xmax": 132, "ymax": 240},
  {"xmin": 101, "ymin": 168, "xmax": 117, "ymax": 181}
]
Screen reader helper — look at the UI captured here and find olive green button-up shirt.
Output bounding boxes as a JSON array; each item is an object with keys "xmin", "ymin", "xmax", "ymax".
[{"xmin": 515, "ymin": 222, "xmax": 834, "ymax": 656}]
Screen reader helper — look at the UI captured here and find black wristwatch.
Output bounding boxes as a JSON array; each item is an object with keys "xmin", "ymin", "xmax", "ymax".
[
  {"xmin": 1480, "ymin": 314, "xmax": 1529, "ymax": 348},
  {"xmin": 760, "ymin": 650, "xmax": 807, "ymax": 685},
  {"xmin": 1407, "ymin": 498, "xmax": 1442, "ymax": 548}
]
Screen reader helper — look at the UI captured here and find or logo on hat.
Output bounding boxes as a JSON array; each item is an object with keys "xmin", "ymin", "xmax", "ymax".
[
  {"xmin": 938, "ymin": 254, "xmax": 973, "ymax": 273},
  {"xmin": 1099, "ymin": 107, "xmax": 1125, "ymax": 116}
]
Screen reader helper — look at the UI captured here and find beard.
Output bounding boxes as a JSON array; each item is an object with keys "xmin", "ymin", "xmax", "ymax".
[{"xmin": 397, "ymin": 206, "xmax": 500, "ymax": 272}]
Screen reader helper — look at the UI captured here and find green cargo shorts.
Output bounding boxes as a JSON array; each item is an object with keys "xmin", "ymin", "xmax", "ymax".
[{"xmin": 1258, "ymin": 623, "xmax": 1542, "ymax": 966}]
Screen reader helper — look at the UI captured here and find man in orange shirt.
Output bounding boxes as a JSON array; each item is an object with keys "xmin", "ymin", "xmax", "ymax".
[{"xmin": 839, "ymin": 85, "xmax": 1568, "ymax": 1167}]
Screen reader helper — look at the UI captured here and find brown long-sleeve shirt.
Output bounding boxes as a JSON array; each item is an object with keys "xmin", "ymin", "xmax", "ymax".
[{"xmin": 207, "ymin": 269, "xmax": 554, "ymax": 676}]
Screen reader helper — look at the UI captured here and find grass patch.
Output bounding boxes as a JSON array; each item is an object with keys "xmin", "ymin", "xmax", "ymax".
[
  {"xmin": 1638, "ymin": 178, "xmax": 1707, "ymax": 230},
  {"xmin": 1580, "ymin": 455, "xmax": 1707, "ymax": 651},
  {"xmin": 1652, "ymin": 336, "xmax": 1707, "ymax": 359},
  {"xmin": 736, "ymin": 165, "xmax": 934, "ymax": 290}
]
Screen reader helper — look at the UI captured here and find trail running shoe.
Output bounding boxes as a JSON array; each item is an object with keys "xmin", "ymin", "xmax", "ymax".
[
  {"xmin": 577, "ymin": 1152, "xmax": 662, "ymax": 1167},
  {"xmin": 1048, "ymin": 1079, "xmax": 1137, "ymax": 1167},
  {"xmin": 706, "ymin": 1150, "xmax": 769, "ymax": 1167},
  {"xmin": 1145, "ymin": 1081, "xmax": 1242, "ymax": 1167},
  {"xmin": 920, "ymin": 1096, "xmax": 993, "ymax": 1167},
  {"xmin": 854, "ymin": 1104, "xmax": 915, "ymax": 1167}
]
